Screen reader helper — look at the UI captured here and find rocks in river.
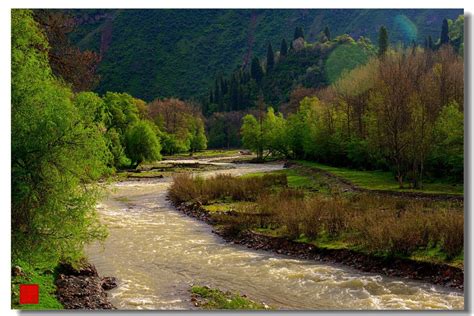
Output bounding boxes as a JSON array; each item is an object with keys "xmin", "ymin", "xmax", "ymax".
[
  {"xmin": 56, "ymin": 263, "xmax": 117, "ymax": 309},
  {"xmin": 101, "ymin": 276, "xmax": 118, "ymax": 290}
]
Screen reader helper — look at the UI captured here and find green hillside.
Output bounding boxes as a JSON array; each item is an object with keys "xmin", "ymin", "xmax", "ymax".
[{"xmin": 69, "ymin": 9, "xmax": 463, "ymax": 101}]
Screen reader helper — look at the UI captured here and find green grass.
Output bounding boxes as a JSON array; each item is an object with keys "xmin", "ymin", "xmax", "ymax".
[
  {"xmin": 203, "ymin": 201, "xmax": 255, "ymax": 212},
  {"xmin": 296, "ymin": 160, "xmax": 463, "ymax": 195},
  {"xmin": 242, "ymin": 168, "xmax": 331, "ymax": 194},
  {"xmin": 191, "ymin": 285, "xmax": 268, "ymax": 310},
  {"xmin": 11, "ymin": 261, "xmax": 63, "ymax": 310},
  {"xmin": 259, "ymin": 229, "xmax": 463, "ymax": 268}
]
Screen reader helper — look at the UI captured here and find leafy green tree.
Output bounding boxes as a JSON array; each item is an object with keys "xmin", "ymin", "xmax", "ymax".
[
  {"xmin": 280, "ymin": 39, "xmax": 288, "ymax": 57},
  {"xmin": 429, "ymin": 101, "xmax": 463, "ymax": 180},
  {"xmin": 241, "ymin": 114, "xmax": 264, "ymax": 160},
  {"xmin": 12, "ymin": 9, "xmax": 108, "ymax": 267},
  {"xmin": 125, "ymin": 121, "xmax": 162, "ymax": 168},
  {"xmin": 440, "ymin": 18, "xmax": 450, "ymax": 45},
  {"xmin": 266, "ymin": 42, "xmax": 275, "ymax": 71},
  {"xmin": 159, "ymin": 132, "xmax": 189, "ymax": 155},
  {"xmin": 188, "ymin": 116, "xmax": 208, "ymax": 153},
  {"xmin": 262, "ymin": 107, "xmax": 289, "ymax": 157},
  {"xmin": 378, "ymin": 26, "xmax": 389, "ymax": 57},
  {"xmin": 250, "ymin": 57, "xmax": 264, "ymax": 85},
  {"xmin": 102, "ymin": 92, "xmax": 140, "ymax": 133}
]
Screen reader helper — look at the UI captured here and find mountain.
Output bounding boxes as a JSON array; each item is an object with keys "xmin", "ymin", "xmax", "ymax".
[{"xmin": 68, "ymin": 9, "xmax": 463, "ymax": 101}]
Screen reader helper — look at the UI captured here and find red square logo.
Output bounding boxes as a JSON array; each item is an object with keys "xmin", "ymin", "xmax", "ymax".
[{"xmin": 19, "ymin": 284, "xmax": 39, "ymax": 304}]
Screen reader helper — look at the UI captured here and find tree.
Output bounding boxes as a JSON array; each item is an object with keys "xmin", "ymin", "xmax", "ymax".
[
  {"xmin": 428, "ymin": 35, "xmax": 433, "ymax": 50},
  {"xmin": 33, "ymin": 10, "xmax": 101, "ymax": 92},
  {"xmin": 12, "ymin": 9, "xmax": 108, "ymax": 267},
  {"xmin": 280, "ymin": 39, "xmax": 288, "ymax": 57},
  {"xmin": 241, "ymin": 114, "xmax": 263, "ymax": 160},
  {"xmin": 324, "ymin": 26, "xmax": 331, "ymax": 41},
  {"xmin": 188, "ymin": 116, "xmax": 208, "ymax": 153},
  {"xmin": 294, "ymin": 26, "xmax": 304, "ymax": 40},
  {"xmin": 378, "ymin": 26, "xmax": 389, "ymax": 57},
  {"xmin": 262, "ymin": 107, "xmax": 289, "ymax": 157},
  {"xmin": 440, "ymin": 18, "xmax": 450, "ymax": 46},
  {"xmin": 250, "ymin": 57, "xmax": 264, "ymax": 85},
  {"xmin": 266, "ymin": 42, "xmax": 275, "ymax": 72},
  {"xmin": 125, "ymin": 121, "xmax": 162, "ymax": 168},
  {"xmin": 147, "ymin": 98, "xmax": 207, "ymax": 154},
  {"xmin": 430, "ymin": 101, "xmax": 463, "ymax": 180}
]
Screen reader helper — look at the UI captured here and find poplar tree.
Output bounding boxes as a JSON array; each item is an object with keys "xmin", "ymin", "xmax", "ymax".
[
  {"xmin": 251, "ymin": 57, "xmax": 264, "ymax": 85},
  {"xmin": 378, "ymin": 26, "xmax": 389, "ymax": 57},
  {"xmin": 293, "ymin": 26, "xmax": 304, "ymax": 40},
  {"xmin": 324, "ymin": 26, "xmax": 331, "ymax": 41},
  {"xmin": 266, "ymin": 42, "xmax": 275, "ymax": 71},
  {"xmin": 440, "ymin": 18, "xmax": 450, "ymax": 45},
  {"xmin": 280, "ymin": 38, "xmax": 288, "ymax": 57}
]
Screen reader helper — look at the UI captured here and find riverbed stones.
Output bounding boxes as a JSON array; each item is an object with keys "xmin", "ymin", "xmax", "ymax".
[{"xmin": 55, "ymin": 263, "xmax": 117, "ymax": 309}]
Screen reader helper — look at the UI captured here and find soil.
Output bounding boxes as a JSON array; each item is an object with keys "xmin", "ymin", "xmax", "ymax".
[
  {"xmin": 55, "ymin": 263, "xmax": 117, "ymax": 309},
  {"xmin": 173, "ymin": 200, "xmax": 464, "ymax": 291}
]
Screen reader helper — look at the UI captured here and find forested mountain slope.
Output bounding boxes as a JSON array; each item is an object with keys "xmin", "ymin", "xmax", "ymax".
[{"xmin": 69, "ymin": 9, "xmax": 463, "ymax": 101}]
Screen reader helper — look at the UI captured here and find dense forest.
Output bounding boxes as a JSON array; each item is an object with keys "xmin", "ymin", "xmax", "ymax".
[
  {"xmin": 67, "ymin": 9, "xmax": 463, "ymax": 100},
  {"xmin": 11, "ymin": 8, "xmax": 464, "ymax": 309}
]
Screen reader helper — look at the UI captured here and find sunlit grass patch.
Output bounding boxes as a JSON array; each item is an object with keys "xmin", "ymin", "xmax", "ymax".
[
  {"xmin": 297, "ymin": 160, "xmax": 463, "ymax": 195},
  {"xmin": 11, "ymin": 261, "xmax": 63, "ymax": 310},
  {"xmin": 191, "ymin": 285, "xmax": 269, "ymax": 310}
]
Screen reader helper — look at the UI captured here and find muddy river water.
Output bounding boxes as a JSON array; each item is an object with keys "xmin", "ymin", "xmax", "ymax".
[{"xmin": 86, "ymin": 160, "xmax": 464, "ymax": 310}]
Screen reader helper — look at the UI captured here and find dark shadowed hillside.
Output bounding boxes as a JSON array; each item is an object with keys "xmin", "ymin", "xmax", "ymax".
[{"xmin": 68, "ymin": 9, "xmax": 463, "ymax": 101}]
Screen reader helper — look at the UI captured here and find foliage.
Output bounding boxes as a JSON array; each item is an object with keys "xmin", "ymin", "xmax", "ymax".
[
  {"xmin": 440, "ymin": 18, "xmax": 450, "ymax": 45},
  {"xmin": 148, "ymin": 98, "xmax": 208, "ymax": 154},
  {"xmin": 378, "ymin": 26, "xmax": 388, "ymax": 57},
  {"xmin": 429, "ymin": 101, "xmax": 464, "ymax": 180},
  {"xmin": 266, "ymin": 42, "xmax": 274, "ymax": 71},
  {"xmin": 33, "ymin": 9, "xmax": 100, "ymax": 92},
  {"xmin": 241, "ymin": 114, "xmax": 264, "ymax": 160},
  {"xmin": 69, "ymin": 9, "xmax": 462, "ymax": 101},
  {"xmin": 240, "ymin": 45, "xmax": 463, "ymax": 188},
  {"xmin": 12, "ymin": 9, "xmax": 108, "ymax": 269},
  {"xmin": 125, "ymin": 121, "xmax": 162, "ymax": 167}
]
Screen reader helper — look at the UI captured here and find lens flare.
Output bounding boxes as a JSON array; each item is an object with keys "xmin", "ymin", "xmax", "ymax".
[
  {"xmin": 325, "ymin": 43, "xmax": 370, "ymax": 84},
  {"xmin": 393, "ymin": 15, "xmax": 418, "ymax": 43}
]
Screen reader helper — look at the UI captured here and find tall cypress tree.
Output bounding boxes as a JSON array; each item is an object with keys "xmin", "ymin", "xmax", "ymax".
[
  {"xmin": 324, "ymin": 26, "xmax": 331, "ymax": 41},
  {"xmin": 378, "ymin": 26, "xmax": 389, "ymax": 57},
  {"xmin": 250, "ymin": 57, "xmax": 264, "ymax": 85},
  {"xmin": 293, "ymin": 26, "xmax": 304, "ymax": 40},
  {"xmin": 440, "ymin": 18, "xmax": 450, "ymax": 45},
  {"xmin": 266, "ymin": 42, "xmax": 274, "ymax": 72},
  {"xmin": 280, "ymin": 38, "xmax": 288, "ymax": 57}
]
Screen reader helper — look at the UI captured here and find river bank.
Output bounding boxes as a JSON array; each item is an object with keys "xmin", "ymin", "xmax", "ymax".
[
  {"xmin": 85, "ymin": 159, "xmax": 463, "ymax": 310},
  {"xmin": 173, "ymin": 200, "xmax": 464, "ymax": 290},
  {"xmin": 55, "ymin": 263, "xmax": 117, "ymax": 309}
]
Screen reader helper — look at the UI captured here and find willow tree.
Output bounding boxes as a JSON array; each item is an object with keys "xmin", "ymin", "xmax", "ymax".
[{"xmin": 12, "ymin": 9, "xmax": 108, "ymax": 267}]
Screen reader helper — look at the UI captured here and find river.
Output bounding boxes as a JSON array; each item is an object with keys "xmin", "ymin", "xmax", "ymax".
[{"xmin": 86, "ymin": 161, "xmax": 464, "ymax": 310}]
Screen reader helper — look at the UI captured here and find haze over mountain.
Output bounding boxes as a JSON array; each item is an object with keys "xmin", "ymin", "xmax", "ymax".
[{"xmin": 69, "ymin": 9, "xmax": 463, "ymax": 101}]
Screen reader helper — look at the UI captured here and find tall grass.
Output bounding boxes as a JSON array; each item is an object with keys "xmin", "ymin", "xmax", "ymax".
[
  {"xmin": 168, "ymin": 173, "xmax": 287, "ymax": 204},
  {"xmin": 169, "ymin": 174, "xmax": 464, "ymax": 259}
]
